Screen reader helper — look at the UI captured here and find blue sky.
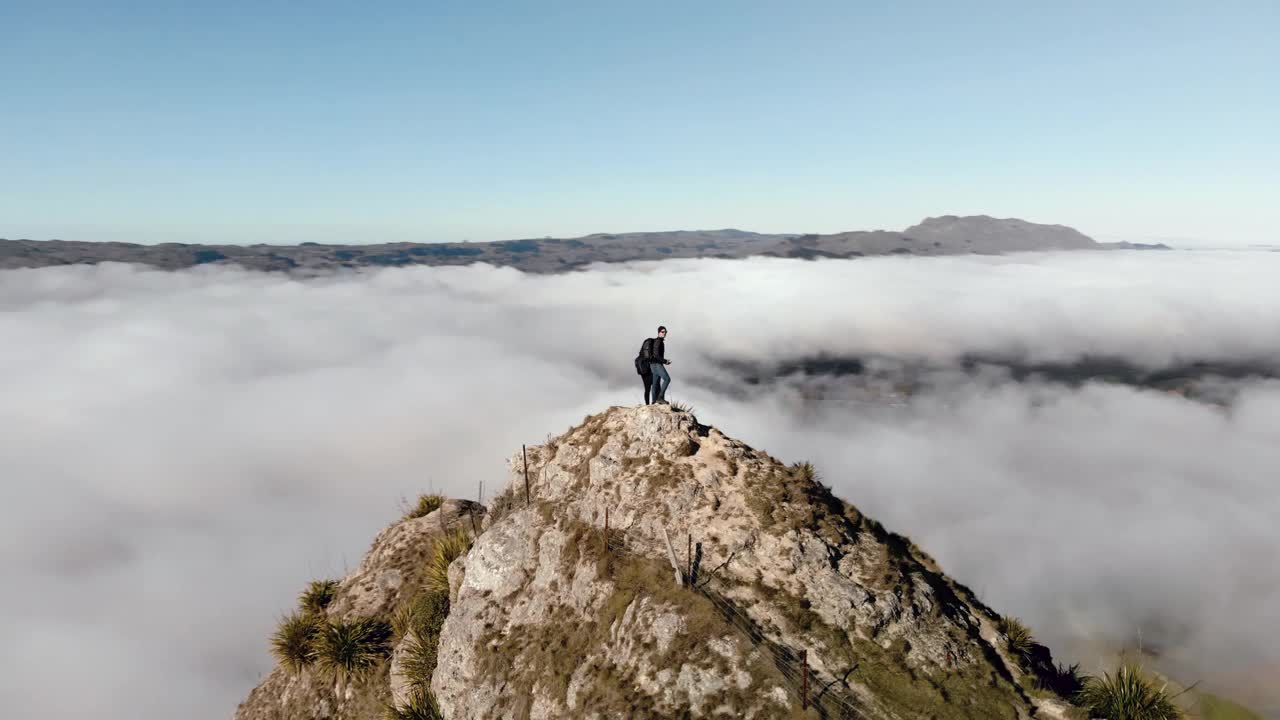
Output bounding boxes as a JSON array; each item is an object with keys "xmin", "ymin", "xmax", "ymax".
[{"xmin": 2, "ymin": 1, "xmax": 1277, "ymax": 245}]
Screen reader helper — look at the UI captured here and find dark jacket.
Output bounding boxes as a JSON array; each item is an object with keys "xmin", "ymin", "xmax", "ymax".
[{"xmin": 644, "ymin": 337, "xmax": 667, "ymax": 364}]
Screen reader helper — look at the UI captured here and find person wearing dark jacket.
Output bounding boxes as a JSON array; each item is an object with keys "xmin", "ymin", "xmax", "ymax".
[{"xmin": 644, "ymin": 326, "xmax": 671, "ymax": 404}]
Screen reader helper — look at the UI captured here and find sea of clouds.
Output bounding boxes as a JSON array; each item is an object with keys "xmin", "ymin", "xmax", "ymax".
[{"xmin": 2, "ymin": 249, "xmax": 1278, "ymax": 718}]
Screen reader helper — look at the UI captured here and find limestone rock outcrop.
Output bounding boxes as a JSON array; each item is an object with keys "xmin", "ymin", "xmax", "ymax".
[{"xmin": 236, "ymin": 406, "xmax": 1075, "ymax": 719}]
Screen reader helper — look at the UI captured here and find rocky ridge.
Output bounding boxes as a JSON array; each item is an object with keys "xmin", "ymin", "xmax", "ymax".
[{"xmin": 236, "ymin": 405, "xmax": 1078, "ymax": 719}]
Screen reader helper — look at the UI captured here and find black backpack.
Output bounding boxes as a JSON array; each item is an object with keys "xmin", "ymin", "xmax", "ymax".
[{"xmin": 634, "ymin": 338, "xmax": 654, "ymax": 375}]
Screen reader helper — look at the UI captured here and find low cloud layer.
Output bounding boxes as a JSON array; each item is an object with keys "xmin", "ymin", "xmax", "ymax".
[{"xmin": 2, "ymin": 250, "xmax": 1279, "ymax": 718}]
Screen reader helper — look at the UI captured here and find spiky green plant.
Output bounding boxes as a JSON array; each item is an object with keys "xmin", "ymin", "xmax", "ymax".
[
  {"xmin": 300, "ymin": 579, "xmax": 339, "ymax": 614},
  {"xmin": 399, "ymin": 592, "xmax": 451, "ymax": 689},
  {"xmin": 997, "ymin": 615, "xmax": 1036, "ymax": 664},
  {"xmin": 425, "ymin": 530, "xmax": 473, "ymax": 595},
  {"xmin": 384, "ymin": 690, "xmax": 444, "ymax": 720},
  {"xmin": 394, "ymin": 591, "xmax": 450, "ymax": 640},
  {"xmin": 670, "ymin": 400, "xmax": 696, "ymax": 414},
  {"xmin": 391, "ymin": 604, "xmax": 416, "ymax": 640},
  {"xmin": 315, "ymin": 616, "xmax": 393, "ymax": 677},
  {"xmin": 792, "ymin": 461, "xmax": 820, "ymax": 484},
  {"xmin": 400, "ymin": 630, "xmax": 442, "ymax": 693},
  {"xmin": 1039, "ymin": 661, "xmax": 1085, "ymax": 696},
  {"xmin": 404, "ymin": 493, "xmax": 446, "ymax": 521},
  {"xmin": 270, "ymin": 611, "xmax": 320, "ymax": 672},
  {"xmin": 1075, "ymin": 664, "xmax": 1185, "ymax": 719}
]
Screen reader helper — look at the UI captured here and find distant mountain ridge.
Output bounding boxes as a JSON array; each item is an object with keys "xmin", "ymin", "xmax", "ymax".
[{"xmin": 0, "ymin": 216, "xmax": 1159, "ymax": 274}]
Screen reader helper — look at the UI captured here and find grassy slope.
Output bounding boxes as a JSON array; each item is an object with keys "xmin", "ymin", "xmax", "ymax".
[{"xmin": 1196, "ymin": 690, "xmax": 1265, "ymax": 720}]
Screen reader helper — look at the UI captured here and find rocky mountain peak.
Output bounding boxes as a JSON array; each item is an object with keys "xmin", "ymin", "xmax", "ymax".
[
  {"xmin": 903, "ymin": 216, "xmax": 1098, "ymax": 252},
  {"xmin": 237, "ymin": 405, "xmax": 1077, "ymax": 719}
]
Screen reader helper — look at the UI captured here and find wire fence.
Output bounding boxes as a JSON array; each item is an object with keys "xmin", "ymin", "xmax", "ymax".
[{"xmin": 603, "ymin": 524, "xmax": 866, "ymax": 719}]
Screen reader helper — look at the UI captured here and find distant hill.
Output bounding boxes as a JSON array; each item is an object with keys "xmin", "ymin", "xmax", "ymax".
[
  {"xmin": 903, "ymin": 215, "xmax": 1096, "ymax": 251},
  {"xmin": 0, "ymin": 216, "xmax": 1147, "ymax": 274},
  {"xmin": 1099, "ymin": 240, "xmax": 1174, "ymax": 250}
]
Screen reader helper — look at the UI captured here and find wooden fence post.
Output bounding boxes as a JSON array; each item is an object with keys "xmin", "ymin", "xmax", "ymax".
[
  {"xmin": 660, "ymin": 526, "xmax": 684, "ymax": 586},
  {"xmin": 692, "ymin": 542, "xmax": 702, "ymax": 585},
  {"xmin": 687, "ymin": 533, "xmax": 692, "ymax": 583},
  {"xmin": 801, "ymin": 649, "xmax": 809, "ymax": 710},
  {"xmin": 522, "ymin": 444, "xmax": 530, "ymax": 505}
]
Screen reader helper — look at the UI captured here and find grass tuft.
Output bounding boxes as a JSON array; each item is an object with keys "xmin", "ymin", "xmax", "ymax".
[
  {"xmin": 669, "ymin": 400, "xmax": 696, "ymax": 414},
  {"xmin": 1075, "ymin": 664, "xmax": 1185, "ymax": 719},
  {"xmin": 792, "ymin": 461, "xmax": 820, "ymax": 485},
  {"xmin": 384, "ymin": 690, "xmax": 444, "ymax": 720},
  {"xmin": 425, "ymin": 529, "xmax": 473, "ymax": 596},
  {"xmin": 1039, "ymin": 661, "xmax": 1085, "ymax": 697},
  {"xmin": 315, "ymin": 616, "xmax": 393, "ymax": 678},
  {"xmin": 403, "ymin": 493, "xmax": 446, "ymax": 521},
  {"xmin": 399, "ymin": 591, "xmax": 451, "ymax": 689},
  {"xmin": 394, "ymin": 591, "xmax": 450, "ymax": 641},
  {"xmin": 996, "ymin": 615, "xmax": 1036, "ymax": 664},
  {"xmin": 270, "ymin": 610, "xmax": 321, "ymax": 672},
  {"xmin": 300, "ymin": 579, "xmax": 339, "ymax": 614},
  {"xmin": 399, "ymin": 602, "xmax": 450, "ymax": 686}
]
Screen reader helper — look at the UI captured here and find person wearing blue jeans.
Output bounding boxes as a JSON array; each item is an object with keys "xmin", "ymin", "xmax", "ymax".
[{"xmin": 645, "ymin": 325, "xmax": 672, "ymax": 404}]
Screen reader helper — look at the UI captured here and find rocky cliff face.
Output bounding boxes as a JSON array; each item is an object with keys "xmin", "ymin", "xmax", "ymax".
[
  {"xmin": 234, "ymin": 499, "xmax": 483, "ymax": 720},
  {"xmin": 236, "ymin": 406, "xmax": 1076, "ymax": 719}
]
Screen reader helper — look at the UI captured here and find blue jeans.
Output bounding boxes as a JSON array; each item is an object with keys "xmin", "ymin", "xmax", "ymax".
[{"xmin": 649, "ymin": 363, "xmax": 670, "ymax": 401}]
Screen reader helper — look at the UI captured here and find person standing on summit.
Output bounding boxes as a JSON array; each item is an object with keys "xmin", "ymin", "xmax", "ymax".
[{"xmin": 643, "ymin": 326, "xmax": 671, "ymax": 404}]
